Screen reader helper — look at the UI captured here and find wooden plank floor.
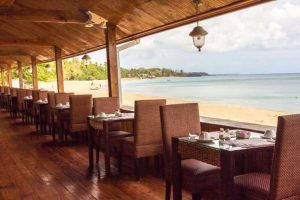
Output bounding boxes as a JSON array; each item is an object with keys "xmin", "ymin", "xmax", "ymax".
[{"xmin": 0, "ymin": 109, "xmax": 218, "ymax": 200}]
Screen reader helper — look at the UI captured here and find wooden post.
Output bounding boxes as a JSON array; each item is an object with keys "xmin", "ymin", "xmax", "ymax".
[
  {"xmin": 105, "ymin": 23, "xmax": 119, "ymax": 97},
  {"xmin": 55, "ymin": 46, "xmax": 64, "ymax": 93},
  {"xmin": 1, "ymin": 67, "xmax": 4, "ymax": 86},
  {"xmin": 7, "ymin": 64, "xmax": 12, "ymax": 87},
  {"xmin": 31, "ymin": 56, "xmax": 38, "ymax": 89},
  {"xmin": 17, "ymin": 61, "xmax": 23, "ymax": 88}
]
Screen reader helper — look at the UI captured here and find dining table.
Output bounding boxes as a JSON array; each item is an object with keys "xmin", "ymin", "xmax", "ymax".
[
  {"xmin": 10, "ymin": 95, "xmax": 18, "ymax": 118},
  {"xmin": 51, "ymin": 105, "xmax": 70, "ymax": 142},
  {"xmin": 35, "ymin": 101, "xmax": 48, "ymax": 134},
  {"xmin": 23, "ymin": 97, "xmax": 33, "ymax": 124},
  {"xmin": 88, "ymin": 113, "xmax": 134, "ymax": 176},
  {"xmin": 172, "ymin": 130, "xmax": 275, "ymax": 200},
  {"xmin": 5, "ymin": 93, "xmax": 11, "ymax": 111}
]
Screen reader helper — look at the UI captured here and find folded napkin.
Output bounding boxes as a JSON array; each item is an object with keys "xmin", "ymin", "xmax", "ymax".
[{"xmin": 221, "ymin": 138, "xmax": 274, "ymax": 148}]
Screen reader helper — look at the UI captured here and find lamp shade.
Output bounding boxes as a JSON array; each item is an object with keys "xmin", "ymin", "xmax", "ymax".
[
  {"xmin": 82, "ymin": 54, "xmax": 91, "ymax": 66},
  {"xmin": 189, "ymin": 25, "xmax": 208, "ymax": 51},
  {"xmin": 45, "ymin": 64, "xmax": 51, "ymax": 72},
  {"xmin": 82, "ymin": 54, "xmax": 91, "ymax": 61}
]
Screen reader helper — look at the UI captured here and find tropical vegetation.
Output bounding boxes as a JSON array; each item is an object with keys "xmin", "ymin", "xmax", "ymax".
[{"xmin": 10, "ymin": 58, "xmax": 208, "ymax": 84}]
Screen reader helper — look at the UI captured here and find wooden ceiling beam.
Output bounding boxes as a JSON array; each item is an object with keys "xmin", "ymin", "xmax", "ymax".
[
  {"xmin": 0, "ymin": 9, "xmax": 89, "ymax": 24},
  {"xmin": 0, "ymin": 61, "xmax": 10, "ymax": 65},
  {"xmin": 0, "ymin": 50, "xmax": 30, "ymax": 56},
  {"xmin": 116, "ymin": 0, "xmax": 275, "ymax": 45},
  {"xmin": 0, "ymin": 39, "xmax": 52, "ymax": 47},
  {"xmin": 0, "ymin": 0, "xmax": 15, "ymax": 8}
]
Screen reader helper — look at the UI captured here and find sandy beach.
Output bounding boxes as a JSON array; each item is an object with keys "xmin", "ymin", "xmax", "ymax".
[{"xmin": 35, "ymin": 80, "xmax": 288, "ymax": 126}]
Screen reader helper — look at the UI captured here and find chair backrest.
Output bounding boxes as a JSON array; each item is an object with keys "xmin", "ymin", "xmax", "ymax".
[
  {"xmin": 4, "ymin": 87, "xmax": 8, "ymax": 94},
  {"xmin": 11, "ymin": 88, "xmax": 17, "ymax": 96},
  {"xmin": 32, "ymin": 90, "xmax": 39, "ymax": 102},
  {"xmin": 160, "ymin": 103, "xmax": 201, "ymax": 164},
  {"xmin": 47, "ymin": 92, "xmax": 55, "ymax": 108},
  {"xmin": 54, "ymin": 93, "xmax": 74, "ymax": 105},
  {"xmin": 70, "ymin": 95, "xmax": 92, "ymax": 124},
  {"xmin": 39, "ymin": 90, "xmax": 48, "ymax": 100},
  {"xmin": 25, "ymin": 89, "xmax": 32, "ymax": 97},
  {"xmin": 269, "ymin": 114, "xmax": 300, "ymax": 200},
  {"xmin": 8, "ymin": 87, "xmax": 12, "ymax": 94},
  {"xmin": 134, "ymin": 99, "xmax": 166, "ymax": 146},
  {"xmin": 17, "ymin": 89, "xmax": 27, "ymax": 110},
  {"xmin": 93, "ymin": 97, "xmax": 120, "ymax": 115},
  {"xmin": 32, "ymin": 90, "xmax": 40, "ymax": 110}
]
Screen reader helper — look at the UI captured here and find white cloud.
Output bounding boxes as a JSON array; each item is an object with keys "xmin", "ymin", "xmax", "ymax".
[
  {"xmin": 132, "ymin": 0, "xmax": 300, "ymax": 53},
  {"xmin": 87, "ymin": 0, "xmax": 300, "ymax": 73}
]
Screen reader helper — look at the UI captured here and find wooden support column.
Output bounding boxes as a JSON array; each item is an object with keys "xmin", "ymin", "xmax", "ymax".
[
  {"xmin": 55, "ymin": 46, "xmax": 64, "ymax": 93},
  {"xmin": 17, "ymin": 61, "xmax": 23, "ymax": 88},
  {"xmin": 7, "ymin": 64, "xmax": 12, "ymax": 87},
  {"xmin": 1, "ymin": 68, "xmax": 4, "ymax": 86},
  {"xmin": 105, "ymin": 23, "xmax": 119, "ymax": 97},
  {"xmin": 31, "ymin": 56, "xmax": 38, "ymax": 89}
]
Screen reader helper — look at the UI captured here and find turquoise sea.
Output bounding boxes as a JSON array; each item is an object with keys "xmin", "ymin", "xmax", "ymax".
[{"xmin": 121, "ymin": 74, "xmax": 300, "ymax": 113}]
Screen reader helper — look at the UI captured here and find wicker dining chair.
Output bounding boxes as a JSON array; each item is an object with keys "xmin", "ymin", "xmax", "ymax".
[
  {"xmin": 93, "ymin": 97, "xmax": 120, "ymax": 115},
  {"xmin": 234, "ymin": 114, "xmax": 300, "ymax": 200},
  {"xmin": 47, "ymin": 91, "xmax": 55, "ymax": 135},
  {"xmin": 92, "ymin": 97, "xmax": 130, "ymax": 164},
  {"xmin": 64, "ymin": 95, "xmax": 92, "ymax": 143},
  {"xmin": 54, "ymin": 92, "xmax": 74, "ymax": 105},
  {"xmin": 16, "ymin": 89, "xmax": 26, "ymax": 118},
  {"xmin": 38, "ymin": 90, "xmax": 48, "ymax": 101},
  {"xmin": 0, "ymin": 86, "xmax": 3, "ymax": 108},
  {"xmin": 32, "ymin": 90, "xmax": 40, "ymax": 128},
  {"xmin": 25, "ymin": 89, "xmax": 32, "ymax": 97},
  {"xmin": 160, "ymin": 103, "xmax": 220, "ymax": 200},
  {"xmin": 118, "ymin": 99, "xmax": 166, "ymax": 180},
  {"xmin": 53, "ymin": 92, "xmax": 74, "ymax": 141},
  {"xmin": 10, "ymin": 88, "xmax": 19, "ymax": 118},
  {"xmin": 23, "ymin": 89, "xmax": 33, "ymax": 124}
]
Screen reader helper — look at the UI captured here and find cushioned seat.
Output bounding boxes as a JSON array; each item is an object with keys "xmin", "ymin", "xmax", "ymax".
[
  {"xmin": 182, "ymin": 159, "xmax": 220, "ymax": 192},
  {"xmin": 90, "ymin": 120, "xmax": 103, "ymax": 130},
  {"xmin": 234, "ymin": 115, "xmax": 300, "ymax": 200},
  {"xmin": 118, "ymin": 99, "xmax": 166, "ymax": 180},
  {"xmin": 68, "ymin": 123, "xmax": 88, "ymax": 132},
  {"xmin": 91, "ymin": 97, "xmax": 127, "ymax": 165},
  {"xmin": 234, "ymin": 173, "xmax": 270, "ymax": 199},
  {"xmin": 160, "ymin": 103, "xmax": 220, "ymax": 200},
  {"xmin": 121, "ymin": 136, "xmax": 162, "ymax": 158},
  {"xmin": 110, "ymin": 131, "xmax": 133, "ymax": 138},
  {"xmin": 64, "ymin": 94, "xmax": 92, "ymax": 142},
  {"xmin": 182, "ymin": 159, "xmax": 220, "ymax": 177}
]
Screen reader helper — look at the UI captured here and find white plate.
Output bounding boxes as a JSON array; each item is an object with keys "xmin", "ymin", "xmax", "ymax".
[
  {"xmin": 261, "ymin": 136, "xmax": 273, "ymax": 139},
  {"xmin": 95, "ymin": 116, "xmax": 108, "ymax": 119},
  {"xmin": 196, "ymin": 139, "xmax": 213, "ymax": 143}
]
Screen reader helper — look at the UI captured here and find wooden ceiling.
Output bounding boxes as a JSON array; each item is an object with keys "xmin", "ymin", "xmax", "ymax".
[{"xmin": 0, "ymin": 0, "xmax": 273, "ymax": 68}]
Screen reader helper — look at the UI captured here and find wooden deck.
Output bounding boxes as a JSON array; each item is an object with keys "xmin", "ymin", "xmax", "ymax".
[
  {"xmin": 0, "ymin": 109, "xmax": 218, "ymax": 200},
  {"xmin": 0, "ymin": 109, "xmax": 163, "ymax": 199}
]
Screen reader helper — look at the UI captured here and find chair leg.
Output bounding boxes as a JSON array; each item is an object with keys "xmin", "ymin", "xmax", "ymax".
[
  {"xmin": 145, "ymin": 157, "xmax": 150, "ymax": 168},
  {"xmin": 192, "ymin": 193, "xmax": 201, "ymax": 200},
  {"xmin": 134, "ymin": 158, "xmax": 140, "ymax": 181},
  {"xmin": 118, "ymin": 151, "xmax": 123, "ymax": 174},
  {"xmin": 96, "ymin": 146, "xmax": 100, "ymax": 164},
  {"xmin": 165, "ymin": 181, "xmax": 171, "ymax": 200},
  {"xmin": 64, "ymin": 129, "xmax": 68, "ymax": 142},
  {"xmin": 154, "ymin": 155, "xmax": 160, "ymax": 173}
]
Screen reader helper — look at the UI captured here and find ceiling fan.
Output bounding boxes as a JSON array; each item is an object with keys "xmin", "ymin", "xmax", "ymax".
[{"xmin": 85, "ymin": 11, "xmax": 107, "ymax": 28}]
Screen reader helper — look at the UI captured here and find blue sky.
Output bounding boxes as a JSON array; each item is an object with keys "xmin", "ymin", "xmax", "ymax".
[{"xmin": 82, "ymin": 0, "xmax": 300, "ymax": 74}]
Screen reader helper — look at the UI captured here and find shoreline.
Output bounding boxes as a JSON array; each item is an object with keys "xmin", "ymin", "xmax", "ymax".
[
  {"xmin": 122, "ymin": 92, "xmax": 287, "ymax": 126},
  {"xmin": 34, "ymin": 80, "xmax": 289, "ymax": 126}
]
